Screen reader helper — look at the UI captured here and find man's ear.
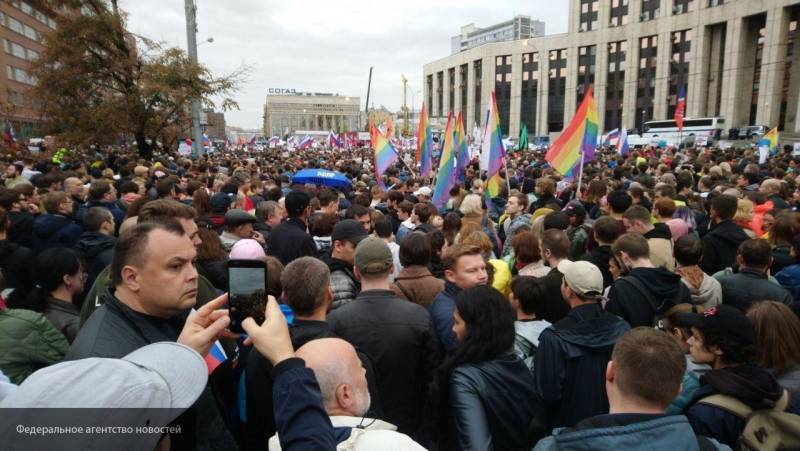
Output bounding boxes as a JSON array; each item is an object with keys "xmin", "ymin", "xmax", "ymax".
[
  {"xmin": 121, "ymin": 265, "xmax": 140, "ymax": 292},
  {"xmin": 444, "ymin": 269, "xmax": 456, "ymax": 284},
  {"xmin": 353, "ymin": 266, "xmax": 362, "ymax": 282},
  {"xmin": 605, "ymin": 360, "xmax": 615, "ymax": 384}
]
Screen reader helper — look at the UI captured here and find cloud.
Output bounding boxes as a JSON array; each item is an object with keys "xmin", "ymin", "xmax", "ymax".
[{"xmin": 120, "ymin": 0, "xmax": 568, "ymax": 129}]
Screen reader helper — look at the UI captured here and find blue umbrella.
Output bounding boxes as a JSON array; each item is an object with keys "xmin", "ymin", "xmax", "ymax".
[{"xmin": 292, "ymin": 168, "xmax": 351, "ymax": 188}]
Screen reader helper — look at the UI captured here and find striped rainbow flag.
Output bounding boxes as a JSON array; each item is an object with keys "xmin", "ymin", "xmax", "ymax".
[
  {"xmin": 759, "ymin": 127, "xmax": 779, "ymax": 155},
  {"xmin": 545, "ymin": 86, "xmax": 598, "ymax": 176},
  {"xmin": 432, "ymin": 113, "xmax": 456, "ymax": 208},
  {"xmin": 455, "ymin": 112, "xmax": 470, "ymax": 183},
  {"xmin": 482, "ymin": 91, "xmax": 507, "ymax": 199},
  {"xmin": 417, "ymin": 102, "xmax": 433, "ymax": 177},
  {"xmin": 371, "ymin": 125, "xmax": 398, "ymax": 191}
]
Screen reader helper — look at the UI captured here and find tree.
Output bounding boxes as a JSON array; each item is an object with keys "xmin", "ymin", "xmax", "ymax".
[{"xmin": 29, "ymin": 0, "xmax": 245, "ymax": 158}]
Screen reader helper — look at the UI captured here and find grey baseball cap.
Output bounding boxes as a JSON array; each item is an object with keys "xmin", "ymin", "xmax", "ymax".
[{"xmin": 0, "ymin": 342, "xmax": 207, "ymax": 450}]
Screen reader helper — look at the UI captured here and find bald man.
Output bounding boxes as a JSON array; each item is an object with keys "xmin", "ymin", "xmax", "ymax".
[{"xmin": 268, "ymin": 338, "xmax": 425, "ymax": 451}]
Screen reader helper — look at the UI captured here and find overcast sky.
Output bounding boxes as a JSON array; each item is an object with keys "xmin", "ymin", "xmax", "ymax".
[{"xmin": 120, "ymin": 0, "xmax": 569, "ymax": 130}]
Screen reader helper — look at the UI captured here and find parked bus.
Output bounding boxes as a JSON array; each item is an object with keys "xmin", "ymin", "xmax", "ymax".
[{"xmin": 642, "ymin": 117, "xmax": 725, "ymax": 145}]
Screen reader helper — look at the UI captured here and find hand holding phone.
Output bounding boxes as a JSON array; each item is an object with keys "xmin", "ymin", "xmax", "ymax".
[{"xmin": 228, "ymin": 259, "xmax": 268, "ymax": 333}]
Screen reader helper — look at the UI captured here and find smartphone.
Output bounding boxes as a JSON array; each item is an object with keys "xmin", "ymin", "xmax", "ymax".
[{"xmin": 227, "ymin": 259, "xmax": 267, "ymax": 333}]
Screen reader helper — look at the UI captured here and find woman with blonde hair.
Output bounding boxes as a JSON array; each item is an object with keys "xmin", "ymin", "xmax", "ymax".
[
  {"xmin": 733, "ymin": 198, "xmax": 756, "ymax": 238},
  {"xmin": 747, "ymin": 301, "xmax": 800, "ymax": 391},
  {"xmin": 459, "ymin": 193, "xmax": 500, "ymax": 256}
]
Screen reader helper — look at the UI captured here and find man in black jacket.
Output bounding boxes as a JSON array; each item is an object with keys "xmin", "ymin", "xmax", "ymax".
[
  {"xmin": 0, "ymin": 206, "xmax": 33, "ymax": 306},
  {"xmin": 700, "ymin": 194, "xmax": 748, "ymax": 275},
  {"xmin": 74, "ymin": 207, "xmax": 116, "ymax": 306},
  {"xmin": 67, "ymin": 220, "xmax": 238, "ymax": 450},
  {"xmin": 581, "ymin": 216, "xmax": 621, "ymax": 289},
  {"xmin": 607, "ymin": 233, "xmax": 691, "ymax": 327},
  {"xmin": 328, "ymin": 237, "xmax": 441, "ymax": 435},
  {"xmin": 267, "ymin": 191, "xmax": 317, "ymax": 265},
  {"xmin": 243, "ymin": 256, "xmax": 381, "ymax": 451},
  {"xmin": 715, "ymin": 238, "xmax": 794, "ymax": 311},
  {"xmin": 534, "ymin": 260, "xmax": 630, "ymax": 429}
]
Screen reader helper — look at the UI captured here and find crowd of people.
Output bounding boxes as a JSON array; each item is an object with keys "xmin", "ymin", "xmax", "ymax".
[{"xmin": 1, "ymin": 141, "xmax": 800, "ymax": 450}]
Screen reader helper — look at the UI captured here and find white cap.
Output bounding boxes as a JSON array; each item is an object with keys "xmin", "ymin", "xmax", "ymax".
[
  {"xmin": 414, "ymin": 186, "xmax": 433, "ymax": 197},
  {"xmin": 558, "ymin": 260, "xmax": 604, "ymax": 298}
]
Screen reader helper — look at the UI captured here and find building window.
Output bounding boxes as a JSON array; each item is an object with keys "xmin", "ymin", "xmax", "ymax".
[
  {"xmin": 495, "ymin": 55, "xmax": 512, "ymax": 134},
  {"xmin": 708, "ymin": 0, "xmax": 723, "ymax": 6},
  {"xmin": 609, "ymin": 0, "xmax": 629, "ymax": 27},
  {"xmin": 23, "ymin": 24, "xmax": 37, "ymax": 41},
  {"xmin": 426, "ymin": 74, "xmax": 433, "ymax": 113},
  {"xmin": 640, "ymin": 0, "xmax": 660, "ymax": 22},
  {"xmin": 474, "ymin": 59, "xmax": 482, "ymax": 127},
  {"xmin": 521, "ymin": 52, "xmax": 539, "ymax": 134},
  {"xmin": 577, "ymin": 45, "xmax": 596, "ymax": 108},
  {"xmin": 673, "ymin": 0, "xmax": 692, "ymax": 15},
  {"xmin": 606, "ymin": 41, "xmax": 627, "ymax": 131},
  {"xmin": 779, "ymin": 10, "xmax": 799, "ymax": 131},
  {"xmin": 7, "ymin": 16, "xmax": 23, "ymax": 34},
  {"xmin": 548, "ymin": 49, "xmax": 568, "ymax": 132},
  {"xmin": 436, "ymin": 71, "xmax": 443, "ymax": 117},
  {"xmin": 459, "ymin": 64, "xmax": 468, "ymax": 117},
  {"xmin": 579, "ymin": 0, "xmax": 599, "ymax": 31},
  {"xmin": 751, "ymin": 23, "xmax": 767, "ymax": 125},
  {"xmin": 668, "ymin": 30, "xmax": 692, "ymax": 118},
  {"xmin": 20, "ymin": 2, "xmax": 32, "ymax": 15},
  {"xmin": 448, "ymin": 67, "xmax": 455, "ymax": 113},
  {"xmin": 636, "ymin": 35, "xmax": 658, "ymax": 131}
]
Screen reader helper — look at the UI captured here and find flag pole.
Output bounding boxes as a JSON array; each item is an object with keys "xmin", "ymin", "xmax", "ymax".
[
  {"xmin": 574, "ymin": 151, "xmax": 586, "ymax": 201},
  {"xmin": 503, "ymin": 156, "xmax": 512, "ymax": 193}
]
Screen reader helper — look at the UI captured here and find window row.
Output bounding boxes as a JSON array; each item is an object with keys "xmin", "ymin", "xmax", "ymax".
[
  {"xmin": 0, "ymin": 12, "xmax": 41, "ymax": 42},
  {"xmin": 9, "ymin": 1, "xmax": 56, "ymax": 29},
  {"xmin": 6, "ymin": 65, "xmax": 36, "ymax": 85},
  {"xmin": 2, "ymin": 38, "xmax": 38, "ymax": 61}
]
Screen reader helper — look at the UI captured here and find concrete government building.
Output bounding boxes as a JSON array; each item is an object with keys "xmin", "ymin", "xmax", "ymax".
[
  {"xmin": 423, "ymin": 0, "xmax": 800, "ymax": 140},
  {"xmin": 263, "ymin": 91, "xmax": 360, "ymax": 137}
]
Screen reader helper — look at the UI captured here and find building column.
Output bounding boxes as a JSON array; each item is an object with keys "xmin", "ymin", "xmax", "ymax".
[
  {"xmin": 482, "ymin": 56, "xmax": 493, "ymax": 127},
  {"xmin": 756, "ymin": 6, "xmax": 790, "ymax": 127},
  {"xmin": 689, "ymin": 24, "xmax": 708, "ymax": 118},
  {"xmin": 537, "ymin": 51, "xmax": 550, "ymax": 135},
  {"xmin": 565, "ymin": 48, "xmax": 579, "ymax": 123},
  {"xmin": 622, "ymin": 37, "xmax": 638, "ymax": 130},
  {"xmin": 466, "ymin": 59, "xmax": 476, "ymax": 129},
  {"xmin": 719, "ymin": 18, "xmax": 751, "ymax": 128},
  {"xmin": 432, "ymin": 72, "xmax": 441, "ymax": 119},
  {"xmin": 595, "ymin": 42, "xmax": 609, "ymax": 132},
  {"xmin": 654, "ymin": 31, "xmax": 671, "ymax": 120},
  {"xmin": 509, "ymin": 52, "xmax": 523, "ymax": 140},
  {"xmin": 790, "ymin": 45, "xmax": 800, "ymax": 132}
]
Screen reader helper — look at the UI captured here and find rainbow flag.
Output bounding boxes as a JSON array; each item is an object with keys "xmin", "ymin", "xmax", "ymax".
[
  {"xmin": 417, "ymin": 103, "xmax": 433, "ymax": 177},
  {"xmin": 758, "ymin": 127, "xmax": 779, "ymax": 156},
  {"xmin": 481, "ymin": 91, "xmax": 507, "ymax": 200},
  {"xmin": 455, "ymin": 112, "xmax": 470, "ymax": 183},
  {"xmin": 545, "ymin": 86, "xmax": 598, "ymax": 176},
  {"xmin": 432, "ymin": 113, "xmax": 456, "ymax": 208},
  {"xmin": 371, "ymin": 125, "xmax": 398, "ymax": 191}
]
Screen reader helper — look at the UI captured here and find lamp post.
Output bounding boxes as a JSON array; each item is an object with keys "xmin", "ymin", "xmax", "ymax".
[{"xmin": 184, "ymin": 0, "xmax": 205, "ymax": 156}]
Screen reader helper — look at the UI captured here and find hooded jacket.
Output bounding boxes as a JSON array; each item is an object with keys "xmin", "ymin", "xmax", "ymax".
[
  {"xmin": 775, "ymin": 263, "xmax": 800, "ymax": 304},
  {"xmin": 534, "ymin": 303, "xmax": 630, "ymax": 428},
  {"xmin": 533, "ymin": 413, "xmax": 729, "ymax": 451},
  {"xmin": 750, "ymin": 200, "xmax": 774, "ymax": 237},
  {"xmin": 391, "ymin": 265, "xmax": 444, "ymax": 308},
  {"xmin": 582, "ymin": 245, "xmax": 614, "ymax": 288},
  {"xmin": 0, "ymin": 308, "xmax": 68, "ymax": 384},
  {"xmin": 676, "ymin": 266, "xmax": 723, "ymax": 309},
  {"xmin": 606, "ymin": 267, "xmax": 692, "ymax": 327},
  {"xmin": 31, "ymin": 214, "xmax": 83, "ymax": 254},
  {"xmin": 0, "ymin": 239, "xmax": 34, "ymax": 306},
  {"xmin": 76, "ymin": 200, "xmax": 125, "ymax": 232},
  {"xmin": 514, "ymin": 319, "xmax": 551, "ymax": 369},
  {"xmin": 644, "ymin": 223, "xmax": 675, "ymax": 271},
  {"xmin": 74, "ymin": 232, "xmax": 115, "ymax": 296},
  {"xmin": 684, "ymin": 364, "xmax": 800, "ymax": 449},
  {"xmin": 699, "ymin": 220, "xmax": 749, "ymax": 275}
]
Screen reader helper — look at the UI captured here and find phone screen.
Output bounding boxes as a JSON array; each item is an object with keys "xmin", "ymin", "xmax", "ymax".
[{"xmin": 228, "ymin": 265, "xmax": 267, "ymax": 333}]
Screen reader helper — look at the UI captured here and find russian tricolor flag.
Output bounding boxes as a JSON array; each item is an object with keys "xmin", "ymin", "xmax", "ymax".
[
  {"xmin": 619, "ymin": 127, "xmax": 629, "ymax": 156},
  {"xmin": 299, "ymin": 135, "xmax": 314, "ymax": 149},
  {"xmin": 205, "ymin": 340, "xmax": 227, "ymax": 374},
  {"xmin": 604, "ymin": 128, "xmax": 619, "ymax": 146}
]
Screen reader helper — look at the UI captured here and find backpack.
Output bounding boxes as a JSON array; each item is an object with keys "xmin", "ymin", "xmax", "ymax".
[
  {"xmin": 699, "ymin": 390, "xmax": 800, "ymax": 451},
  {"xmin": 617, "ymin": 275, "xmax": 676, "ymax": 326}
]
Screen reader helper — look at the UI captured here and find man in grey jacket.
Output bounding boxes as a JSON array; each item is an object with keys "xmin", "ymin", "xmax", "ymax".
[{"xmin": 534, "ymin": 328, "xmax": 730, "ymax": 450}]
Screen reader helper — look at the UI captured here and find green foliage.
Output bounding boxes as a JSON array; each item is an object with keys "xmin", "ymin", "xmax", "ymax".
[{"xmin": 29, "ymin": 0, "xmax": 245, "ymax": 158}]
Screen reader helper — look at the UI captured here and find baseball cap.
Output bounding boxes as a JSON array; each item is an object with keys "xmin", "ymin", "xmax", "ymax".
[
  {"xmin": 285, "ymin": 191, "xmax": 310, "ymax": 217},
  {"xmin": 355, "ymin": 181, "xmax": 368, "ymax": 189},
  {"xmin": 557, "ymin": 260, "xmax": 604, "ymax": 298},
  {"xmin": 414, "ymin": 186, "xmax": 433, "ymax": 197},
  {"xmin": 331, "ymin": 219, "xmax": 368, "ymax": 245},
  {"xmin": 0, "ymin": 342, "xmax": 207, "ymax": 449},
  {"xmin": 224, "ymin": 209, "xmax": 258, "ymax": 227},
  {"xmin": 210, "ymin": 192, "xmax": 234, "ymax": 213},
  {"xmin": 354, "ymin": 236, "xmax": 393, "ymax": 275},
  {"xmin": 564, "ymin": 202, "xmax": 586, "ymax": 218},
  {"xmin": 674, "ymin": 305, "xmax": 756, "ymax": 345}
]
